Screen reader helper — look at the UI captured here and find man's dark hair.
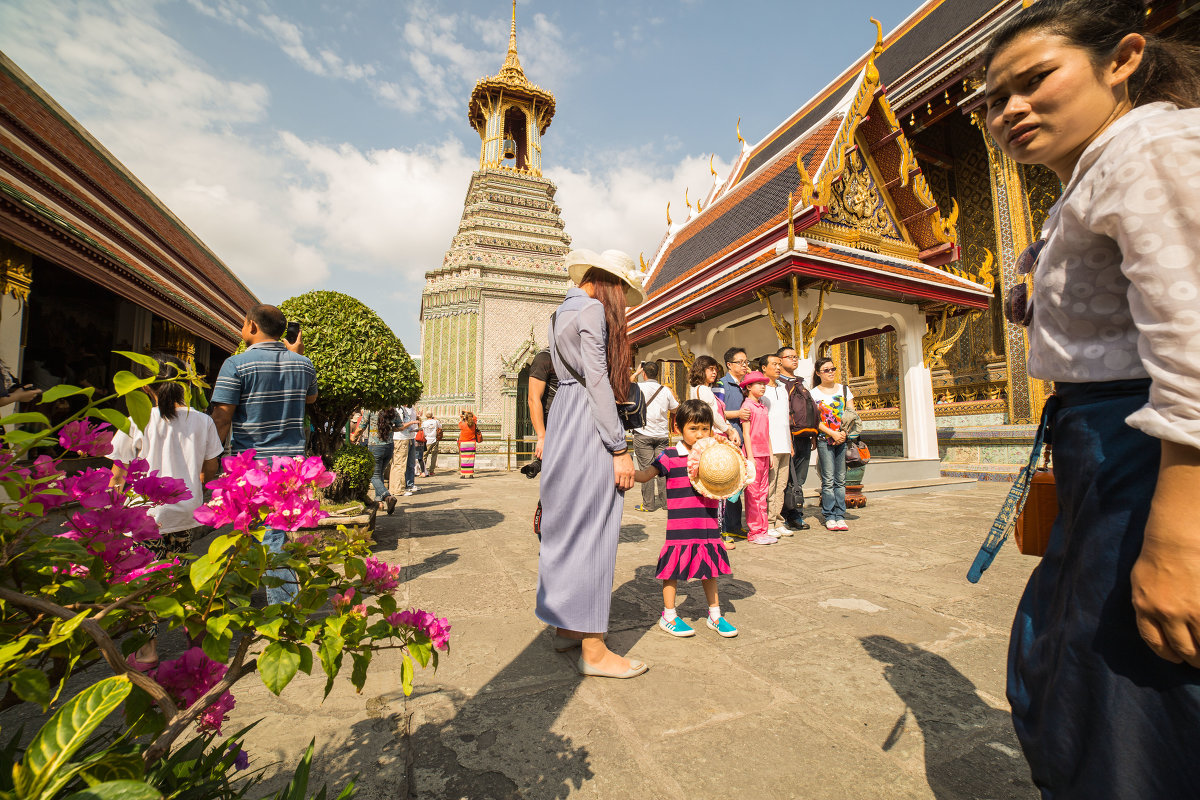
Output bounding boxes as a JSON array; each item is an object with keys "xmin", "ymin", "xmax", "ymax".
[
  {"xmin": 641, "ymin": 361, "xmax": 659, "ymax": 380},
  {"xmin": 247, "ymin": 304, "xmax": 287, "ymax": 339},
  {"xmin": 723, "ymin": 347, "xmax": 745, "ymax": 366},
  {"xmin": 776, "ymin": 345, "xmax": 797, "ymax": 357},
  {"xmin": 758, "ymin": 354, "xmax": 779, "ymax": 369},
  {"xmin": 675, "ymin": 398, "xmax": 714, "ymax": 430}
]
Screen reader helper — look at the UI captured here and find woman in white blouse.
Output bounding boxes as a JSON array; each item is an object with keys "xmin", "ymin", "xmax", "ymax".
[
  {"xmin": 687, "ymin": 355, "xmax": 740, "ymax": 446},
  {"xmin": 984, "ymin": 1, "xmax": 1200, "ymax": 796}
]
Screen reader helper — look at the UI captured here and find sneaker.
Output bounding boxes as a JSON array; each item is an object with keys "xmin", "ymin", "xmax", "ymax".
[
  {"xmin": 706, "ymin": 616, "xmax": 738, "ymax": 638},
  {"xmin": 658, "ymin": 614, "xmax": 695, "ymax": 637},
  {"xmin": 721, "ymin": 535, "xmax": 737, "ymax": 550},
  {"xmin": 403, "ymin": 490, "xmax": 414, "ymax": 497},
  {"xmin": 772, "ymin": 526, "xmax": 794, "ymax": 537},
  {"xmin": 634, "ymin": 503, "xmax": 653, "ymax": 512},
  {"xmin": 747, "ymin": 533, "xmax": 778, "ymax": 545},
  {"xmin": 836, "ymin": 519, "xmax": 850, "ymax": 531},
  {"xmin": 825, "ymin": 520, "xmax": 839, "ymax": 531}
]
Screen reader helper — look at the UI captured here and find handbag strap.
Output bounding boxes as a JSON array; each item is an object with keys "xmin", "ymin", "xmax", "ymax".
[
  {"xmin": 646, "ymin": 384, "xmax": 664, "ymax": 406},
  {"xmin": 549, "ymin": 312, "xmax": 587, "ymax": 388},
  {"xmin": 967, "ymin": 395, "xmax": 1059, "ymax": 583}
]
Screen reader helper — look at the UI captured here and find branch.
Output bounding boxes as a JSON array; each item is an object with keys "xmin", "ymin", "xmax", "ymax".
[
  {"xmin": 144, "ymin": 633, "xmax": 257, "ymax": 764},
  {"xmin": 0, "ymin": 587, "xmax": 178, "ymax": 717},
  {"xmin": 95, "ymin": 581, "xmax": 164, "ymax": 621}
]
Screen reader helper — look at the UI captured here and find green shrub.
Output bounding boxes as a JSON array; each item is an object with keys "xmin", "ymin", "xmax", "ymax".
[{"xmin": 329, "ymin": 442, "xmax": 374, "ymax": 501}]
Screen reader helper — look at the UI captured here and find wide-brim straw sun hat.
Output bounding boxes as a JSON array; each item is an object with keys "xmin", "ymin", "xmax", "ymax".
[
  {"xmin": 564, "ymin": 249, "xmax": 646, "ymax": 307},
  {"xmin": 687, "ymin": 437, "xmax": 749, "ymax": 501}
]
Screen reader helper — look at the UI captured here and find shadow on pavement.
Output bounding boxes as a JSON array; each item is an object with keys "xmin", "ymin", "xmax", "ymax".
[
  {"xmin": 402, "ymin": 549, "xmax": 460, "ymax": 582},
  {"xmin": 618, "ymin": 523, "xmax": 648, "ymax": 543},
  {"xmin": 861, "ymin": 635, "xmax": 1035, "ymax": 800}
]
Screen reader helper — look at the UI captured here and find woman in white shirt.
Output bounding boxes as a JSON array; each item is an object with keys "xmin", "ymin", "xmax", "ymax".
[
  {"xmin": 686, "ymin": 355, "xmax": 740, "ymax": 446},
  {"xmin": 109, "ymin": 354, "xmax": 223, "ymax": 671},
  {"xmin": 809, "ymin": 357, "xmax": 853, "ymax": 532},
  {"xmin": 983, "ymin": 2, "xmax": 1200, "ymax": 795}
]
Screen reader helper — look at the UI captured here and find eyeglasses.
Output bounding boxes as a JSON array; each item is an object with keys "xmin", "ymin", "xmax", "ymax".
[
  {"xmin": 729, "ymin": 359, "xmax": 749, "ymax": 366},
  {"xmin": 780, "ymin": 354, "xmax": 798, "ymax": 360},
  {"xmin": 819, "ymin": 367, "xmax": 837, "ymax": 373}
]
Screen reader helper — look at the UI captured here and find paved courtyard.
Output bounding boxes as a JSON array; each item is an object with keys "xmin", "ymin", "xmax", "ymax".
[{"xmin": 231, "ymin": 469, "xmax": 1040, "ymax": 800}]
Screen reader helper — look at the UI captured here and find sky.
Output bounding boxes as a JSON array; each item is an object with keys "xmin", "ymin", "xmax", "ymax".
[{"xmin": 0, "ymin": 0, "xmax": 916, "ymax": 351}]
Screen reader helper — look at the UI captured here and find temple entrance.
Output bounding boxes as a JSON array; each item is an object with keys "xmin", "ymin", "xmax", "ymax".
[{"xmin": 515, "ymin": 361, "xmax": 534, "ymax": 461}]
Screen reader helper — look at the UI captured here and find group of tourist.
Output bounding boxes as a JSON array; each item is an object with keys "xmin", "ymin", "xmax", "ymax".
[{"xmin": 534, "ymin": 3, "xmax": 1200, "ymax": 798}]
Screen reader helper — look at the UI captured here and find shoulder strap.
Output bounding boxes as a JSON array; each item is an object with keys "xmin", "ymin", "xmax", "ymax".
[
  {"xmin": 647, "ymin": 385, "xmax": 665, "ymax": 405},
  {"xmin": 549, "ymin": 312, "xmax": 587, "ymax": 387}
]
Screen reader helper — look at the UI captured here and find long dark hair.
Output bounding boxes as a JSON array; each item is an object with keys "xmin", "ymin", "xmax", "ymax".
[
  {"xmin": 984, "ymin": 0, "xmax": 1200, "ymax": 109},
  {"xmin": 581, "ymin": 267, "xmax": 632, "ymax": 402},
  {"xmin": 136, "ymin": 353, "xmax": 189, "ymax": 421},
  {"xmin": 689, "ymin": 355, "xmax": 721, "ymax": 387}
]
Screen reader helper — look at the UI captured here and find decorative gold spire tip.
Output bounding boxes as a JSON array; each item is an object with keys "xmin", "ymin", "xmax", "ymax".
[{"xmin": 736, "ymin": 116, "xmax": 746, "ymax": 146}]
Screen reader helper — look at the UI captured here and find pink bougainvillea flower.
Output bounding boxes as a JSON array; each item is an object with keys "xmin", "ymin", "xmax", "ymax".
[
  {"xmin": 129, "ymin": 472, "xmax": 190, "ymax": 506},
  {"xmin": 117, "ymin": 554, "xmax": 180, "ymax": 584},
  {"xmin": 332, "ymin": 587, "xmax": 355, "ymax": 613},
  {"xmin": 18, "ymin": 455, "xmax": 68, "ymax": 510},
  {"xmin": 58, "ymin": 420, "xmax": 115, "ymax": 457},
  {"xmin": 153, "ymin": 647, "xmax": 236, "ymax": 734},
  {"xmin": 63, "ymin": 469, "xmax": 115, "ymax": 508},
  {"xmin": 361, "ymin": 557, "xmax": 400, "ymax": 594},
  {"xmin": 386, "ymin": 608, "xmax": 452, "ymax": 651}
]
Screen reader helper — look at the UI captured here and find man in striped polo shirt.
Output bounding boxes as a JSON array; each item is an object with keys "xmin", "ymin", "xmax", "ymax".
[{"xmin": 212, "ymin": 304, "xmax": 317, "ymax": 604}]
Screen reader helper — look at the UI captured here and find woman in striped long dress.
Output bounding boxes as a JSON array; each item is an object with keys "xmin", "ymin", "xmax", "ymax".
[
  {"xmin": 457, "ymin": 410, "xmax": 480, "ymax": 478},
  {"xmin": 537, "ymin": 249, "xmax": 648, "ymax": 679}
]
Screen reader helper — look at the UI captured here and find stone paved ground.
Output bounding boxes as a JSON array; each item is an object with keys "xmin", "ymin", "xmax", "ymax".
[{"xmin": 228, "ymin": 468, "xmax": 1041, "ymax": 800}]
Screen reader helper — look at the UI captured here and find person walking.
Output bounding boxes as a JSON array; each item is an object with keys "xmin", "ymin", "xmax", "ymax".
[
  {"xmin": 718, "ymin": 347, "xmax": 751, "ymax": 545},
  {"xmin": 810, "ymin": 357, "xmax": 852, "ymax": 531},
  {"xmin": 982, "ymin": 3, "xmax": 1200, "ymax": 795},
  {"xmin": 413, "ymin": 406, "xmax": 428, "ymax": 478},
  {"xmin": 457, "ymin": 410, "xmax": 482, "ymax": 478},
  {"xmin": 210, "ymin": 304, "xmax": 317, "ymax": 605},
  {"xmin": 738, "ymin": 371, "xmax": 776, "ymax": 545},
  {"xmin": 777, "ymin": 346, "xmax": 816, "ymax": 531},
  {"xmin": 421, "ymin": 411, "xmax": 442, "ymax": 476},
  {"xmin": 633, "ymin": 400, "xmax": 737, "ymax": 638},
  {"xmin": 631, "ymin": 361, "xmax": 678, "ymax": 512},
  {"xmin": 538, "ymin": 248, "xmax": 648, "ymax": 679},
  {"xmin": 109, "ymin": 353, "xmax": 223, "ymax": 671},
  {"xmin": 389, "ymin": 406, "xmax": 419, "ymax": 495},
  {"xmin": 363, "ymin": 407, "xmax": 398, "ymax": 515},
  {"xmin": 759, "ymin": 353, "xmax": 794, "ymax": 538}
]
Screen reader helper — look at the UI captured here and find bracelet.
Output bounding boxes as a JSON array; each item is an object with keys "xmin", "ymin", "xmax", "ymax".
[{"xmin": 611, "ymin": 448, "xmax": 629, "ymax": 456}]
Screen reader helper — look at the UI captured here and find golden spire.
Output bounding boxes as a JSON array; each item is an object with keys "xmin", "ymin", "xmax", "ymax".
[
  {"xmin": 866, "ymin": 18, "xmax": 884, "ymax": 84},
  {"xmin": 736, "ymin": 117, "xmax": 745, "ymax": 147},
  {"xmin": 499, "ymin": 0, "xmax": 525, "ymax": 82},
  {"xmin": 710, "ymin": 154, "xmax": 717, "ymax": 177}
]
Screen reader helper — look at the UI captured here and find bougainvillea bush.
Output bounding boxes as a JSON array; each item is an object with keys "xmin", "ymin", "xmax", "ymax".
[{"xmin": 0, "ymin": 353, "xmax": 448, "ymax": 799}]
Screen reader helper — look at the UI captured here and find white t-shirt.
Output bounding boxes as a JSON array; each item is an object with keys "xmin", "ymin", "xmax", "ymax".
[
  {"xmin": 810, "ymin": 384, "xmax": 854, "ymax": 425},
  {"xmin": 108, "ymin": 406, "xmax": 224, "ymax": 534},
  {"xmin": 634, "ymin": 380, "xmax": 678, "ymax": 438},
  {"xmin": 393, "ymin": 406, "xmax": 417, "ymax": 441},
  {"xmin": 421, "ymin": 417, "xmax": 441, "ymax": 442},
  {"xmin": 761, "ymin": 382, "xmax": 792, "ymax": 455}
]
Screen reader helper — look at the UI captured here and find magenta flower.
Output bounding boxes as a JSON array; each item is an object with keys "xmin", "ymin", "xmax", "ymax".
[
  {"xmin": 386, "ymin": 608, "xmax": 451, "ymax": 651},
  {"xmin": 58, "ymin": 420, "xmax": 114, "ymax": 457},
  {"xmin": 11, "ymin": 455, "xmax": 67, "ymax": 510},
  {"xmin": 331, "ymin": 587, "xmax": 355, "ymax": 613},
  {"xmin": 361, "ymin": 557, "xmax": 400, "ymax": 594},
  {"xmin": 129, "ymin": 473, "xmax": 190, "ymax": 506},
  {"xmin": 194, "ymin": 452, "xmax": 335, "ymax": 533},
  {"xmin": 63, "ymin": 469, "xmax": 114, "ymax": 508},
  {"xmin": 153, "ymin": 647, "xmax": 236, "ymax": 734}
]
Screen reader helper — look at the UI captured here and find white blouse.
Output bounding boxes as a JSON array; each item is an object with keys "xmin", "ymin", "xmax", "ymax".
[{"xmin": 1029, "ymin": 102, "xmax": 1200, "ymax": 451}]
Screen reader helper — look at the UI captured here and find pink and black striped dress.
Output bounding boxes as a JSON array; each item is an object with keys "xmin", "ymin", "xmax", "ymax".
[{"xmin": 651, "ymin": 445, "xmax": 732, "ymax": 580}]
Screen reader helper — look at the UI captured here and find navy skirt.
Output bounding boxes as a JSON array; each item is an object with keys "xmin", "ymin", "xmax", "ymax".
[{"xmin": 1008, "ymin": 379, "xmax": 1200, "ymax": 798}]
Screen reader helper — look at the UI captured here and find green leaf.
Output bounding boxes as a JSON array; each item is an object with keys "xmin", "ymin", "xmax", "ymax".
[
  {"xmin": 278, "ymin": 739, "xmax": 316, "ymax": 800},
  {"xmin": 111, "ymin": 371, "xmax": 155, "ymax": 397},
  {"xmin": 115, "ymin": 351, "xmax": 161, "ymax": 372},
  {"xmin": 144, "ymin": 596, "xmax": 184, "ymax": 621},
  {"xmin": 201, "ymin": 628, "xmax": 232, "ymax": 664},
  {"xmin": 78, "ymin": 751, "xmax": 145, "ymax": 784},
  {"xmin": 408, "ymin": 640, "xmax": 433, "ymax": 670},
  {"xmin": 259, "ymin": 641, "xmax": 302, "ymax": 695},
  {"xmin": 87, "ymin": 408, "xmax": 131, "ymax": 435},
  {"xmin": 13, "ymin": 675, "xmax": 132, "ymax": 799},
  {"xmin": 38, "ymin": 384, "xmax": 94, "ymax": 404},
  {"xmin": 10, "ymin": 668, "xmax": 51, "ymax": 708},
  {"xmin": 256, "ymin": 616, "xmax": 285, "ymax": 640},
  {"xmin": 189, "ymin": 552, "xmax": 224, "ymax": 592},
  {"xmin": 62, "ymin": 779, "xmax": 161, "ymax": 800},
  {"xmin": 125, "ymin": 391, "xmax": 152, "ymax": 432},
  {"xmin": 207, "ymin": 533, "xmax": 240, "ymax": 560},
  {"xmin": 318, "ymin": 631, "xmax": 343, "ymax": 681},
  {"xmin": 2, "ymin": 428, "xmax": 52, "ymax": 447},
  {"xmin": 377, "ymin": 594, "xmax": 397, "ymax": 616},
  {"xmin": 350, "ymin": 650, "xmax": 371, "ymax": 694},
  {"xmin": 0, "ymin": 411, "xmax": 50, "ymax": 427},
  {"xmin": 401, "ymin": 653, "xmax": 414, "ymax": 697},
  {"xmin": 297, "ymin": 645, "xmax": 313, "ymax": 675}
]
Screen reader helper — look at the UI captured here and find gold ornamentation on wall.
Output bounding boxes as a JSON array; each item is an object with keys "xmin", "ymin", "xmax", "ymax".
[
  {"xmin": 801, "ymin": 282, "xmax": 833, "ymax": 358},
  {"xmin": 826, "ymin": 148, "xmax": 902, "ymax": 240},
  {"xmin": 0, "ymin": 258, "xmax": 32, "ymax": 302},
  {"xmin": 668, "ymin": 328, "xmax": 695, "ymax": 369},
  {"xmin": 922, "ymin": 308, "xmax": 982, "ymax": 368},
  {"xmin": 756, "ymin": 289, "xmax": 793, "ymax": 348}
]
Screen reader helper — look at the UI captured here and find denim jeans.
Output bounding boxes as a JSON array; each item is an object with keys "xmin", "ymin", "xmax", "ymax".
[
  {"xmin": 262, "ymin": 527, "xmax": 299, "ymax": 605},
  {"xmin": 404, "ymin": 440, "xmax": 417, "ymax": 489},
  {"xmin": 368, "ymin": 442, "xmax": 392, "ymax": 500},
  {"xmin": 816, "ymin": 438, "xmax": 846, "ymax": 520}
]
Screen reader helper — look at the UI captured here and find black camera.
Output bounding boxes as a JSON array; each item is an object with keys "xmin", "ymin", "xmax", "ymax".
[{"xmin": 520, "ymin": 458, "xmax": 542, "ymax": 479}]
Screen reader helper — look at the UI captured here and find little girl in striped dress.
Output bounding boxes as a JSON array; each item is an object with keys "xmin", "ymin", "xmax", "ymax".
[{"xmin": 633, "ymin": 399, "xmax": 737, "ymax": 638}]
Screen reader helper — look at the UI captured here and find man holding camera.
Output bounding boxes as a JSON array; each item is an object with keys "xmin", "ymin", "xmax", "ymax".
[
  {"xmin": 631, "ymin": 361, "xmax": 678, "ymax": 512},
  {"xmin": 211, "ymin": 304, "xmax": 316, "ymax": 605}
]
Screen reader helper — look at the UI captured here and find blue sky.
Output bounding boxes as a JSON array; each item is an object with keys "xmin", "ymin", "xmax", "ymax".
[{"xmin": 0, "ymin": 0, "xmax": 913, "ymax": 349}]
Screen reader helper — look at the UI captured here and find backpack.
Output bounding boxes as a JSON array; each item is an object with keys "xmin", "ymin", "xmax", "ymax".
[
  {"xmin": 551, "ymin": 312, "xmax": 645, "ymax": 431},
  {"xmin": 785, "ymin": 378, "xmax": 820, "ymax": 439}
]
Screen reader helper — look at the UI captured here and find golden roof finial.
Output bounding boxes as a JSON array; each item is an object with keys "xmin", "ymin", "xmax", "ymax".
[
  {"xmin": 666, "ymin": 202, "xmax": 672, "ymax": 226},
  {"xmin": 685, "ymin": 187, "xmax": 692, "ymax": 210},
  {"xmin": 736, "ymin": 117, "xmax": 746, "ymax": 147},
  {"xmin": 710, "ymin": 154, "xmax": 717, "ymax": 177},
  {"xmin": 866, "ymin": 18, "xmax": 884, "ymax": 84},
  {"xmin": 500, "ymin": 0, "xmax": 524, "ymax": 79}
]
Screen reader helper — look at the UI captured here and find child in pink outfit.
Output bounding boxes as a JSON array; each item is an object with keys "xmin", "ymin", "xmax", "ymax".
[{"xmin": 739, "ymin": 371, "xmax": 777, "ymax": 545}]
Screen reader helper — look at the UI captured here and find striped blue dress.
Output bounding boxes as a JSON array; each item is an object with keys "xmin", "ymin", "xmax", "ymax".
[{"xmin": 536, "ymin": 288, "xmax": 627, "ymax": 633}]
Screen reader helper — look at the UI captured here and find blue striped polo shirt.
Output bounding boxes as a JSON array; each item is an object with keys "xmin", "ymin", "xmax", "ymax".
[{"xmin": 211, "ymin": 342, "xmax": 318, "ymax": 458}]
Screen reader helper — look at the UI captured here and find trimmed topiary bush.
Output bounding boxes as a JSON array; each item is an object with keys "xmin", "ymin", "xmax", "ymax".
[
  {"xmin": 330, "ymin": 442, "xmax": 374, "ymax": 501},
  {"xmin": 278, "ymin": 290, "xmax": 422, "ymax": 463}
]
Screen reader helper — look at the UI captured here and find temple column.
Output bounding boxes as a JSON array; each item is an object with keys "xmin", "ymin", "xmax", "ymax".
[
  {"xmin": 973, "ymin": 112, "xmax": 1050, "ymax": 424},
  {"xmin": 896, "ymin": 304, "xmax": 938, "ymax": 460},
  {"xmin": 0, "ymin": 242, "xmax": 32, "ymax": 379}
]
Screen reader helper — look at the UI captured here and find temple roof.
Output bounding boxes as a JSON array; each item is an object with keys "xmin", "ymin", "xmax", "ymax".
[{"xmin": 468, "ymin": 2, "xmax": 556, "ymax": 134}]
